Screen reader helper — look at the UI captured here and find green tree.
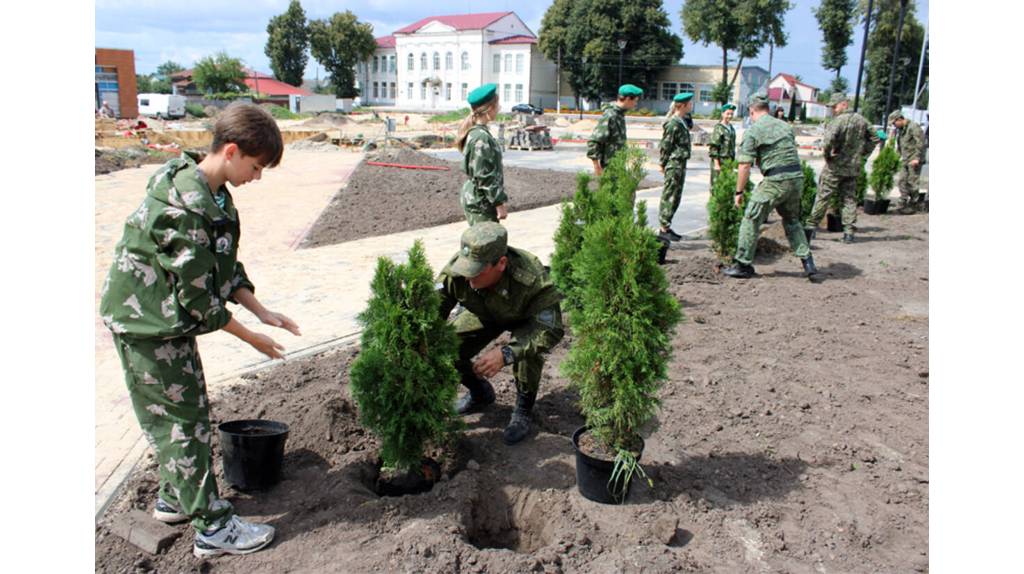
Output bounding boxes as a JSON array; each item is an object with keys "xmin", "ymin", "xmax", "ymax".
[
  {"xmin": 136, "ymin": 74, "xmax": 153, "ymax": 94},
  {"xmin": 539, "ymin": 0, "xmax": 683, "ymax": 103},
  {"xmin": 265, "ymin": 0, "xmax": 309, "ymax": 87},
  {"xmin": 829, "ymin": 75, "xmax": 849, "ymax": 96},
  {"xmin": 348, "ymin": 241, "xmax": 461, "ymax": 473},
  {"xmin": 869, "ymin": 140, "xmax": 900, "ymax": 200},
  {"xmin": 681, "ymin": 0, "xmax": 793, "ymax": 105},
  {"xmin": 861, "ymin": 0, "xmax": 928, "ymax": 123},
  {"xmin": 192, "ymin": 52, "xmax": 247, "ymax": 94},
  {"xmin": 707, "ymin": 159, "xmax": 751, "ymax": 258},
  {"xmin": 156, "ymin": 61, "xmax": 185, "ymax": 78},
  {"xmin": 814, "ymin": 0, "xmax": 857, "ymax": 90},
  {"xmin": 309, "ymin": 11, "xmax": 377, "ymax": 98},
  {"xmin": 137, "ymin": 74, "xmax": 172, "ymax": 94},
  {"xmin": 800, "ymin": 161, "xmax": 818, "ymax": 219}
]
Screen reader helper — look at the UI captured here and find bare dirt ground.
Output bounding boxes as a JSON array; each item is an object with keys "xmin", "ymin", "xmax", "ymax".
[{"xmin": 95, "ymin": 209, "xmax": 928, "ymax": 573}]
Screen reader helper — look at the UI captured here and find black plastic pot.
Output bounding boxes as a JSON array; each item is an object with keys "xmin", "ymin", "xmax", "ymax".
[
  {"xmin": 218, "ymin": 419, "xmax": 289, "ymax": 491},
  {"xmin": 826, "ymin": 213, "xmax": 843, "ymax": 232},
  {"xmin": 656, "ymin": 236, "xmax": 670, "ymax": 265},
  {"xmin": 863, "ymin": 198, "xmax": 891, "ymax": 215},
  {"xmin": 572, "ymin": 427, "xmax": 645, "ymax": 504}
]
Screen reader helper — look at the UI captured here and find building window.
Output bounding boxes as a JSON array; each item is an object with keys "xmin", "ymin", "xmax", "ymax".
[
  {"xmin": 373, "ymin": 82, "xmax": 379, "ymax": 98},
  {"xmin": 493, "ymin": 54, "xmax": 501, "ymax": 73},
  {"xmin": 679, "ymin": 82, "xmax": 695, "ymax": 94},
  {"xmin": 461, "ymin": 83, "xmax": 468, "ymax": 100},
  {"xmin": 504, "ymin": 54, "xmax": 512, "ymax": 73},
  {"xmin": 389, "ymin": 55, "xmax": 395, "ymax": 73},
  {"xmin": 515, "ymin": 84, "xmax": 523, "ymax": 103},
  {"xmin": 445, "ymin": 83, "xmax": 452, "ymax": 101},
  {"xmin": 389, "ymin": 82, "xmax": 396, "ymax": 99},
  {"xmin": 699, "ymin": 84, "xmax": 713, "ymax": 102},
  {"xmin": 421, "ymin": 83, "xmax": 427, "ymax": 100},
  {"xmin": 433, "ymin": 52, "xmax": 440, "ymax": 70},
  {"xmin": 660, "ymin": 82, "xmax": 677, "ymax": 101},
  {"xmin": 446, "ymin": 52, "xmax": 453, "ymax": 70},
  {"xmin": 407, "ymin": 53, "xmax": 414, "ymax": 71},
  {"xmin": 407, "ymin": 82, "xmax": 413, "ymax": 98},
  {"xmin": 421, "ymin": 52, "xmax": 427, "ymax": 70},
  {"xmin": 461, "ymin": 52, "xmax": 470, "ymax": 70},
  {"xmin": 515, "ymin": 54, "xmax": 524, "ymax": 74},
  {"xmin": 504, "ymin": 83, "xmax": 511, "ymax": 102},
  {"xmin": 372, "ymin": 57, "xmax": 378, "ymax": 73}
]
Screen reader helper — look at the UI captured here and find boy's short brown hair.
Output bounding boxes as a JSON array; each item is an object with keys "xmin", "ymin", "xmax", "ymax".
[{"xmin": 211, "ymin": 102, "xmax": 284, "ymax": 167}]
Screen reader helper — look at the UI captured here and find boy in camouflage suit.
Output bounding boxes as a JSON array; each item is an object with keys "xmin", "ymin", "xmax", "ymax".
[
  {"xmin": 708, "ymin": 103, "xmax": 737, "ymax": 186},
  {"xmin": 437, "ymin": 223, "xmax": 564, "ymax": 445},
  {"xmin": 587, "ymin": 84, "xmax": 643, "ymax": 175},
  {"xmin": 804, "ymin": 93, "xmax": 880, "ymax": 243},
  {"xmin": 889, "ymin": 110, "xmax": 926, "ymax": 212},
  {"xmin": 100, "ymin": 103, "xmax": 300, "ymax": 558}
]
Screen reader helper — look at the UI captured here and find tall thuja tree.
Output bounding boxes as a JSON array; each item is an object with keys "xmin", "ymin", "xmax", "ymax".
[
  {"xmin": 681, "ymin": 0, "xmax": 792, "ymax": 106},
  {"xmin": 309, "ymin": 10, "xmax": 377, "ymax": 98},
  {"xmin": 707, "ymin": 159, "xmax": 752, "ymax": 259},
  {"xmin": 265, "ymin": 0, "xmax": 309, "ymax": 87},
  {"xmin": 815, "ymin": 0, "xmax": 857, "ymax": 96},
  {"xmin": 800, "ymin": 161, "xmax": 818, "ymax": 220},
  {"xmin": 540, "ymin": 0, "xmax": 683, "ymax": 103},
  {"xmin": 869, "ymin": 139, "xmax": 901, "ymax": 200},
  {"xmin": 349, "ymin": 241, "xmax": 461, "ymax": 473},
  {"xmin": 861, "ymin": 0, "xmax": 928, "ymax": 123}
]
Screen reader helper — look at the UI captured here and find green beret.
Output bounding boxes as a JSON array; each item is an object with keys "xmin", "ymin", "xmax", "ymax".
[
  {"xmin": 618, "ymin": 84, "xmax": 644, "ymax": 98},
  {"xmin": 467, "ymin": 83, "xmax": 497, "ymax": 108},
  {"xmin": 876, "ymin": 129, "xmax": 888, "ymax": 141},
  {"xmin": 748, "ymin": 92, "xmax": 769, "ymax": 107},
  {"xmin": 673, "ymin": 92, "xmax": 694, "ymax": 103},
  {"xmin": 720, "ymin": 103, "xmax": 737, "ymax": 112},
  {"xmin": 451, "ymin": 222, "xmax": 508, "ymax": 277},
  {"xmin": 829, "ymin": 92, "xmax": 849, "ymax": 106},
  {"xmin": 887, "ymin": 110, "xmax": 904, "ymax": 124}
]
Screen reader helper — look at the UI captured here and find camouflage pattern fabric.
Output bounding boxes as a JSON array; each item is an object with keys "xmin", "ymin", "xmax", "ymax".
[
  {"xmin": 736, "ymin": 114, "xmax": 802, "ymax": 181},
  {"xmin": 113, "ymin": 334, "xmax": 234, "ymax": 532},
  {"xmin": 708, "ymin": 121, "xmax": 736, "ymax": 186},
  {"xmin": 586, "ymin": 103, "xmax": 627, "ymax": 168},
  {"xmin": 822, "ymin": 110, "xmax": 879, "ymax": 177},
  {"xmin": 895, "ymin": 120, "xmax": 925, "ymax": 204},
  {"xmin": 460, "ymin": 124, "xmax": 508, "ymax": 224},
  {"xmin": 897, "ymin": 163, "xmax": 922, "ymax": 205},
  {"xmin": 659, "ymin": 115, "xmax": 690, "ymax": 228},
  {"xmin": 734, "ymin": 172, "xmax": 811, "ymax": 265},
  {"xmin": 100, "ymin": 152, "xmax": 254, "ymax": 338},
  {"xmin": 438, "ymin": 247, "xmax": 564, "ymax": 395},
  {"xmin": 805, "ymin": 167, "xmax": 859, "ymax": 233}
]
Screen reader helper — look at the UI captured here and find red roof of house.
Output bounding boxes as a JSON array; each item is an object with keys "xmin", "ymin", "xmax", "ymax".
[
  {"xmin": 489, "ymin": 34, "xmax": 537, "ymax": 45},
  {"xmin": 376, "ymin": 35, "xmax": 396, "ymax": 49},
  {"xmin": 395, "ymin": 12, "xmax": 512, "ymax": 34},
  {"xmin": 243, "ymin": 71, "xmax": 310, "ymax": 96},
  {"xmin": 775, "ymin": 73, "xmax": 817, "ymax": 91}
]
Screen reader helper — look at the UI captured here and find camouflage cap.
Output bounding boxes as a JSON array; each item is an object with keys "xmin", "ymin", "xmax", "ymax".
[
  {"xmin": 748, "ymin": 92, "xmax": 769, "ymax": 107},
  {"xmin": 673, "ymin": 92, "xmax": 694, "ymax": 103},
  {"xmin": 829, "ymin": 92, "xmax": 849, "ymax": 106},
  {"xmin": 451, "ymin": 222, "xmax": 508, "ymax": 277},
  {"xmin": 887, "ymin": 110, "xmax": 904, "ymax": 124},
  {"xmin": 618, "ymin": 84, "xmax": 644, "ymax": 98},
  {"xmin": 467, "ymin": 83, "xmax": 498, "ymax": 108}
]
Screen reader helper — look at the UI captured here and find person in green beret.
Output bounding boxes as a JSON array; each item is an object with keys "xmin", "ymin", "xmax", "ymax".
[
  {"xmin": 708, "ymin": 103, "xmax": 737, "ymax": 187},
  {"xmin": 456, "ymin": 83, "xmax": 508, "ymax": 225},
  {"xmin": 657, "ymin": 92, "xmax": 693, "ymax": 241},
  {"xmin": 587, "ymin": 84, "xmax": 642, "ymax": 175}
]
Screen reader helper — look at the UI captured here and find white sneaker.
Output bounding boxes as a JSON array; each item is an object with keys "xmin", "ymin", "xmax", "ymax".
[
  {"xmin": 193, "ymin": 515, "xmax": 275, "ymax": 558},
  {"xmin": 152, "ymin": 497, "xmax": 188, "ymax": 524}
]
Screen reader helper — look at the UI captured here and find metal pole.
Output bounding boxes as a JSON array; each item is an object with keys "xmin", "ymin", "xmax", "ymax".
[
  {"xmin": 912, "ymin": 17, "xmax": 928, "ymax": 110},
  {"xmin": 883, "ymin": 0, "xmax": 909, "ymax": 125},
  {"xmin": 557, "ymin": 46, "xmax": 561, "ymax": 115},
  {"xmin": 767, "ymin": 41, "xmax": 774, "ymax": 86},
  {"xmin": 618, "ymin": 49, "xmax": 624, "ymax": 86},
  {"xmin": 853, "ymin": 0, "xmax": 874, "ymax": 112}
]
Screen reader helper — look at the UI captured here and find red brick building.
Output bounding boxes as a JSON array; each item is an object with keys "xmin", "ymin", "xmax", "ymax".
[{"xmin": 95, "ymin": 48, "xmax": 138, "ymax": 118}]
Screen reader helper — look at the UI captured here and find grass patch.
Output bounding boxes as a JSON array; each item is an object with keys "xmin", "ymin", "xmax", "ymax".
[
  {"xmin": 429, "ymin": 108, "xmax": 471, "ymax": 123},
  {"xmin": 184, "ymin": 103, "xmax": 206, "ymax": 118},
  {"xmin": 267, "ymin": 105, "xmax": 301, "ymax": 120}
]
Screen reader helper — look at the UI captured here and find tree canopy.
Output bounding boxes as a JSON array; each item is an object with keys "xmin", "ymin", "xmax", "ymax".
[
  {"xmin": 861, "ymin": 0, "xmax": 928, "ymax": 122},
  {"xmin": 192, "ymin": 52, "xmax": 247, "ymax": 94},
  {"xmin": 814, "ymin": 0, "xmax": 857, "ymax": 85},
  {"xmin": 309, "ymin": 10, "xmax": 377, "ymax": 98},
  {"xmin": 156, "ymin": 61, "xmax": 185, "ymax": 78},
  {"xmin": 265, "ymin": 0, "xmax": 309, "ymax": 87}
]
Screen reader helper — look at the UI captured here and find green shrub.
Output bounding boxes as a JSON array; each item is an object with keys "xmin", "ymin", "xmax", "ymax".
[
  {"xmin": 428, "ymin": 108, "xmax": 471, "ymax": 123},
  {"xmin": 185, "ymin": 103, "xmax": 206, "ymax": 118},
  {"xmin": 870, "ymin": 142, "xmax": 901, "ymax": 200},
  {"xmin": 800, "ymin": 161, "xmax": 817, "ymax": 220},
  {"xmin": 707, "ymin": 159, "xmax": 752, "ymax": 259},
  {"xmin": 266, "ymin": 105, "xmax": 300, "ymax": 119},
  {"xmin": 711, "ymin": 108, "xmax": 722, "ymax": 120},
  {"xmin": 348, "ymin": 241, "xmax": 461, "ymax": 472}
]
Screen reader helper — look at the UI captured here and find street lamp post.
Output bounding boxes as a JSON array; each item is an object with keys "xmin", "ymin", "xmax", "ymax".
[{"xmin": 617, "ymin": 39, "xmax": 627, "ymax": 87}]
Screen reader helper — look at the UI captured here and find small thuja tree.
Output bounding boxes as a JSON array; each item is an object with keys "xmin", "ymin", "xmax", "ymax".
[
  {"xmin": 563, "ymin": 201, "xmax": 682, "ymax": 499},
  {"xmin": 349, "ymin": 240, "xmax": 461, "ymax": 473},
  {"xmin": 707, "ymin": 159, "xmax": 752, "ymax": 259},
  {"xmin": 800, "ymin": 161, "xmax": 818, "ymax": 220},
  {"xmin": 870, "ymin": 140, "xmax": 901, "ymax": 200}
]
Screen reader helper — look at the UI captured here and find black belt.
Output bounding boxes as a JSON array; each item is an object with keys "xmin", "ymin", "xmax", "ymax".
[{"xmin": 762, "ymin": 164, "xmax": 801, "ymax": 177}]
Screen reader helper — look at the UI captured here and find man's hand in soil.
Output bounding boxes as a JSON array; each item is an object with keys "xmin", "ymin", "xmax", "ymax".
[
  {"xmin": 472, "ymin": 347, "xmax": 505, "ymax": 379},
  {"xmin": 259, "ymin": 310, "xmax": 302, "ymax": 336},
  {"xmin": 496, "ymin": 203, "xmax": 508, "ymax": 220}
]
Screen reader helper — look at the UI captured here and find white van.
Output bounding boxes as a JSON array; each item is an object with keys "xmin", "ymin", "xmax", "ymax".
[{"xmin": 137, "ymin": 93, "xmax": 187, "ymax": 119}]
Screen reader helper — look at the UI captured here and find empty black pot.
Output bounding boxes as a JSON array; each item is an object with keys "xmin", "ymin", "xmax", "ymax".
[
  {"xmin": 572, "ymin": 427, "xmax": 645, "ymax": 504},
  {"xmin": 219, "ymin": 419, "xmax": 289, "ymax": 491},
  {"xmin": 826, "ymin": 213, "xmax": 843, "ymax": 232}
]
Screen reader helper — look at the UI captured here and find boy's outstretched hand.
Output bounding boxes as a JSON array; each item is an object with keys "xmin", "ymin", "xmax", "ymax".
[
  {"xmin": 259, "ymin": 310, "xmax": 301, "ymax": 336},
  {"xmin": 249, "ymin": 332, "xmax": 286, "ymax": 360}
]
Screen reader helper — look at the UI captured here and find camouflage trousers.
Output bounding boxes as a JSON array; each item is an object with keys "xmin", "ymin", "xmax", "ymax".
[
  {"xmin": 805, "ymin": 166, "xmax": 858, "ymax": 234},
  {"xmin": 452, "ymin": 309, "xmax": 562, "ymax": 396},
  {"xmin": 113, "ymin": 334, "xmax": 234, "ymax": 532},
  {"xmin": 897, "ymin": 163, "xmax": 922, "ymax": 205},
  {"xmin": 461, "ymin": 182, "xmax": 500, "ymax": 225},
  {"xmin": 735, "ymin": 176, "xmax": 811, "ymax": 265},
  {"xmin": 659, "ymin": 163, "xmax": 686, "ymax": 228}
]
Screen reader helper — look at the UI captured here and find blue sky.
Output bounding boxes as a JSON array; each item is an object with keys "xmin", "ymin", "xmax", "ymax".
[{"xmin": 96, "ymin": 0, "xmax": 928, "ymax": 92}]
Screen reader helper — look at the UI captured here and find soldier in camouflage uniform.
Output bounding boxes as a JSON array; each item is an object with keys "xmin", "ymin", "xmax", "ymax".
[
  {"xmin": 437, "ymin": 223, "xmax": 564, "ymax": 445},
  {"xmin": 458, "ymin": 83, "xmax": 508, "ymax": 225},
  {"xmin": 723, "ymin": 94, "xmax": 819, "ymax": 281},
  {"xmin": 804, "ymin": 93, "xmax": 880, "ymax": 243},
  {"xmin": 100, "ymin": 103, "xmax": 300, "ymax": 558},
  {"xmin": 658, "ymin": 92, "xmax": 694, "ymax": 241},
  {"xmin": 708, "ymin": 103, "xmax": 737, "ymax": 187},
  {"xmin": 587, "ymin": 84, "xmax": 643, "ymax": 175},
  {"xmin": 889, "ymin": 109, "xmax": 926, "ymax": 212}
]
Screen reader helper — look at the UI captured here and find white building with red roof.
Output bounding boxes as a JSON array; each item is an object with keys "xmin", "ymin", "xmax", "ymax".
[
  {"xmin": 356, "ymin": 11, "xmax": 557, "ymax": 112},
  {"xmin": 768, "ymin": 73, "xmax": 829, "ymax": 119}
]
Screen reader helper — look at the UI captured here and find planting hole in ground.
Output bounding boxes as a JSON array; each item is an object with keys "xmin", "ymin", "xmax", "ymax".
[
  {"xmin": 466, "ymin": 486, "xmax": 556, "ymax": 553},
  {"xmin": 353, "ymin": 458, "xmax": 443, "ymax": 497}
]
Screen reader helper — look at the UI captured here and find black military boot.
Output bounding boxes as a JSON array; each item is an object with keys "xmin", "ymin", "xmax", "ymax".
[
  {"xmin": 802, "ymin": 254, "xmax": 822, "ymax": 282},
  {"xmin": 722, "ymin": 261, "xmax": 755, "ymax": 278},
  {"xmin": 842, "ymin": 233, "xmax": 854, "ymax": 244},
  {"xmin": 502, "ymin": 391, "xmax": 537, "ymax": 445},
  {"xmin": 455, "ymin": 377, "xmax": 495, "ymax": 415}
]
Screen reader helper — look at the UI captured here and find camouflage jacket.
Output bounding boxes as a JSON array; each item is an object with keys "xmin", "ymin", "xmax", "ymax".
[
  {"xmin": 100, "ymin": 152, "xmax": 254, "ymax": 339},
  {"xmin": 896, "ymin": 120, "xmax": 925, "ymax": 164},
  {"xmin": 822, "ymin": 111, "xmax": 880, "ymax": 177},
  {"xmin": 586, "ymin": 103, "xmax": 627, "ymax": 166},
  {"xmin": 708, "ymin": 121, "xmax": 736, "ymax": 160},
  {"xmin": 736, "ymin": 114, "xmax": 802, "ymax": 181},
  {"xmin": 438, "ymin": 247, "xmax": 563, "ymax": 360},
  {"xmin": 659, "ymin": 116, "xmax": 691, "ymax": 169},
  {"xmin": 461, "ymin": 125, "xmax": 508, "ymax": 212}
]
